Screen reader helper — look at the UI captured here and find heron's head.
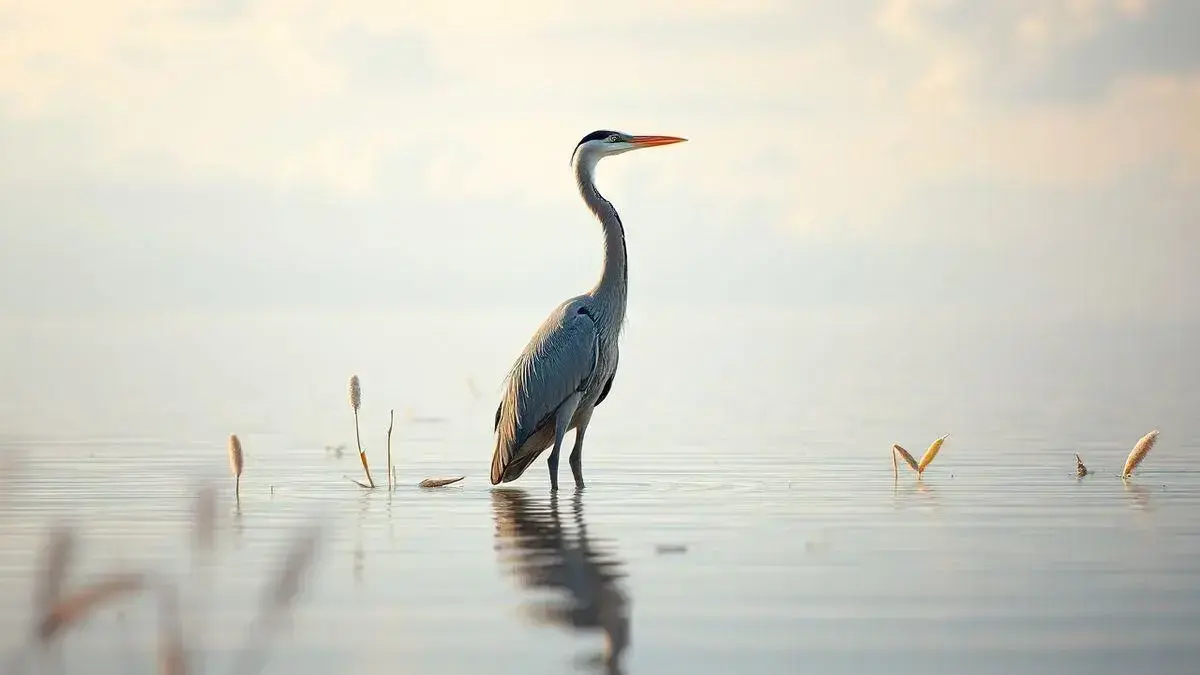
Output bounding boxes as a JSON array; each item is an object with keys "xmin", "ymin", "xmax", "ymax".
[{"xmin": 569, "ymin": 129, "xmax": 687, "ymax": 168}]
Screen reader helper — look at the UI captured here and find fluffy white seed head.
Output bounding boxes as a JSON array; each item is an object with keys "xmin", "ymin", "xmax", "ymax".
[{"xmin": 349, "ymin": 375, "xmax": 361, "ymax": 412}]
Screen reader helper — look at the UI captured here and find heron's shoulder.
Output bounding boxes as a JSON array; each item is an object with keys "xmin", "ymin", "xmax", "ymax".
[
  {"xmin": 508, "ymin": 297, "xmax": 598, "ymax": 372},
  {"xmin": 555, "ymin": 294, "xmax": 596, "ymax": 317},
  {"xmin": 534, "ymin": 296, "xmax": 597, "ymax": 334}
]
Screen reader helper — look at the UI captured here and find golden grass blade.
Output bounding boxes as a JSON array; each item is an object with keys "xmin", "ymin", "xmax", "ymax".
[
  {"xmin": 38, "ymin": 573, "xmax": 145, "ymax": 643},
  {"xmin": 357, "ymin": 450, "xmax": 375, "ymax": 489},
  {"xmin": 917, "ymin": 435, "xmax": 949, "ymax": 474},
  {"xmin": 1075, "ymin": 453, "xmax": 1089, "ymax": 478},
  {"xmin": 419, "ymin": 476, "xmax": 465, "ymax": 488},
  {"xmin": 892, "ymin": 445, "xmax": 919, "ymax": 473},
  {"xmin": 1122, "ymin": 429, "xmax": 1159, "ymax": 478}
]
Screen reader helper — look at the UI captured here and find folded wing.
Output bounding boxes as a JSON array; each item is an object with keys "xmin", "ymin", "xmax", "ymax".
[{"xmin": 491, "ymin": 304, "xmax": 600, "ymax": 484}]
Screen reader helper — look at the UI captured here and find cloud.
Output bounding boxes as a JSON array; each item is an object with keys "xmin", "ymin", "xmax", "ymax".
[{"xmin": 0, "ymin": 0, "xmax": 1197, "ymax": 319}]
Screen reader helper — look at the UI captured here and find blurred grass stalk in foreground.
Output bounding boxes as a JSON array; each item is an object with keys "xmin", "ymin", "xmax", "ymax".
[{"xmin": 0, "ymin": 458, "xmax": 323, "ymax": 675}]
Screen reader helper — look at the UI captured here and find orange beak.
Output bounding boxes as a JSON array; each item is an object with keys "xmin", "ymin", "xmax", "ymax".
[{"xmin": 630, "ymin": 135, "xmax": 688, "ymax": 148}]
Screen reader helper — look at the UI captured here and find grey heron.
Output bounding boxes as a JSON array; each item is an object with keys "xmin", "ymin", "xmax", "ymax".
[{"xmin": 489, "ymin": 130, "xmax": 687, "ymax": 491}]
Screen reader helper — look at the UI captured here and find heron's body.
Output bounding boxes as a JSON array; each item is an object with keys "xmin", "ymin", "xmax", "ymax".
[{"xmin": 489, "ymin": 130, "xmax": 685, "ymax": 491}]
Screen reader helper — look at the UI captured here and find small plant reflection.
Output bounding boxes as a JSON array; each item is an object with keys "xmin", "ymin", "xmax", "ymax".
[
  {"xmin": 491, "ymin": 489, "xmax": 631, "ymax": 674},
  {"xmin": 892, "ymin": 474, "xmax": 940, "ymax": 510},
  {"xmin": 1122, "ymin": 480, "xmax": 1153, "ymax": 511}
]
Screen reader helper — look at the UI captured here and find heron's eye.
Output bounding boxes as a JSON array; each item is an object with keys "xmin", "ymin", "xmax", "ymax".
[{"xmin": 607, "ymin": 134, "xmax": 620, "ymax": 142}]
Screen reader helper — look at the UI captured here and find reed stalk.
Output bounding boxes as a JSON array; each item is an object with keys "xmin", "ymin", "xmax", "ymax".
[
  {"xmin": 228, "ymin": 435, "xmax": 244, "ymax": 501},
  {"xmin": 349, "ymin": 375, "xmax": 375, "ymax": 488},
  {"xmin": 386, "ymin": 409, "xmax": 394, "ymax": 490}
]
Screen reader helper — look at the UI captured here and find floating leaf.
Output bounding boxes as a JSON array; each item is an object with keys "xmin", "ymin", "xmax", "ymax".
[{"xmin": 419, "ymin": 476, "xmax": 465, "ymax": 488}]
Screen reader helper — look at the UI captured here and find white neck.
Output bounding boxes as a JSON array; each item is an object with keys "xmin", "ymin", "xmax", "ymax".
[{"xmin": 574, "ymin": 153, "xmax": 628, "ymax": 327}]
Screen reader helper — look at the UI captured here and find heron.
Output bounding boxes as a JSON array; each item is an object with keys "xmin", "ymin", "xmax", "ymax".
[{"xmin": 489, "ymin": 129, "xmax": 687, "ymax": 491}]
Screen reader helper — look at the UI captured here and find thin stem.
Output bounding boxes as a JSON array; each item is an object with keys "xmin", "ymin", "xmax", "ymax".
[
  {"xmin": 354, "ymin": 410, "xmax": 374, "ymax": 488},
  {"xmin": 386, "ymin": 409, "xmax": 394, "ymax": 490},
  {"xmin": 353, "ymin": 410, "xmax": 362, "ymax": 454}
]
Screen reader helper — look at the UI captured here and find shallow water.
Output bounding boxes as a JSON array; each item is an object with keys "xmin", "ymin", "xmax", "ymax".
[{"xmin": 1, "ymin": 307, "xmax": 1198, "ymax": 674}]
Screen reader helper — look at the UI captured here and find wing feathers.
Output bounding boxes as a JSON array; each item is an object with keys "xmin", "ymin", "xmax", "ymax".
[{"xmin": 491, "ymin": 304, "xmax": 599, "ymax": 484}]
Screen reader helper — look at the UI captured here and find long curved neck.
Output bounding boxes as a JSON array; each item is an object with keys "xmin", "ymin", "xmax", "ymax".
[{"xmin": 575, "ymin": 156, "xmax": 628, "ymax": 323}]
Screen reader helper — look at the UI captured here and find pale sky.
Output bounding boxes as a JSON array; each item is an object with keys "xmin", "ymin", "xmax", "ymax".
[{"xmin": 1, "ymin": 0, "xmax": 1197, "ymax": 319}]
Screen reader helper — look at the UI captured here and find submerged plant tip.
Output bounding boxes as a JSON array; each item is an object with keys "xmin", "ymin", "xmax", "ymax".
[
  {"xmin": 1075, "ymin": 453, "xmax": 1089, "ymax": 478},
  {"xmin": 1122, "ymin": 429, "xmax": 1159, "ymax": 478},
  {"xmin": 349, "ymin": 375, "xmax": 361, "ymax": 412}
]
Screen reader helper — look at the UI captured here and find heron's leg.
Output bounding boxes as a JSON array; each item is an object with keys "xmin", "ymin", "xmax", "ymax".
[
  {"xmin": 548, "ymin": 392, "xmax": 582, "ymax": 492},
  {"xmin": 569, "ymin": 406, "xmax": 593, "ymax": 490}
]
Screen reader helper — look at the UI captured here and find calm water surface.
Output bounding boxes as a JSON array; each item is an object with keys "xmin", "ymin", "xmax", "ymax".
[{"xmin": 1, "ymin": 307, "xmax": 1198, "ymax": 674}]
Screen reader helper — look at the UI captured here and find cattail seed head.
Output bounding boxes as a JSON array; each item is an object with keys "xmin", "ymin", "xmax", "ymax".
[
  {"xmin": 349, "ymin": 375, "xmax": 361, "ymax": 412},
  {"xmin": 1122, "ymin": 429, "xmax": 1159, "ymax": 478},
  {"xmin": 228, "ymin": 434, "xmax": 244, "ymax": 479}
]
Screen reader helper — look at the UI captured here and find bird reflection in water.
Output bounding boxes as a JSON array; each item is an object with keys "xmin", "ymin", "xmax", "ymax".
[{"xmin": 491, "ymin": 488, "xmax": 630, "ymax": 674}]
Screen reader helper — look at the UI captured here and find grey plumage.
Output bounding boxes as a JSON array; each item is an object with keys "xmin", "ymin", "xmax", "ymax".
[{"xmin": 490, "ymin": 130, "xmax": 686, "ymax": 490}]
